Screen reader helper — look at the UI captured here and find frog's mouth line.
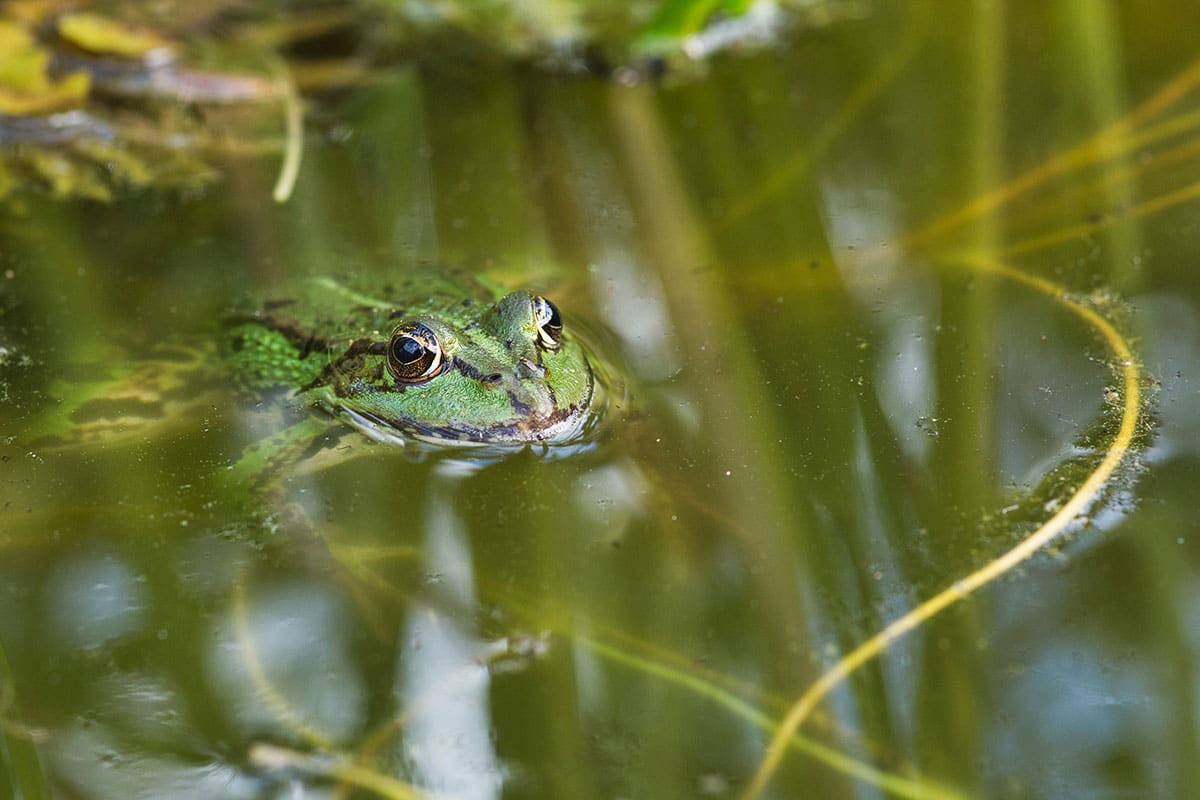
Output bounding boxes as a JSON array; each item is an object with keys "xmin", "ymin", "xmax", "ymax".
[{"xmin": 336, "ymin": 359, "xmax": 597, "ymax": 449}]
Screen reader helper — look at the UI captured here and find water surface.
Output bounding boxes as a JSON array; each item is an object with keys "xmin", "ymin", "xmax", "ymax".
[{"xmin": 3, "ymin": 2, "xmax": 1200, "ymax": 798}]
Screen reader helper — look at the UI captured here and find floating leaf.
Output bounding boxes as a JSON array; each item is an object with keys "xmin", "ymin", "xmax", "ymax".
[
  {"xmin": 639, "ymin": 0, "xmax": 752, "ymax": 43},
  {"xmin": 0, "ymin": 18, "xmax": 90, "ymax": 114},
  {"xmin": 57, "ymin": 12, "xmax": 176, "ymax": 59},
  {"xmin": 0, "ymin": 45, "xmax": 50, "ymax": 93},
  {"xmin": 0, "ymin": 71, "xmax": 89, "ymax": 114},
  {"xmin": 0, "ymin": 19, "xmax": 35, "ymax": 51}
]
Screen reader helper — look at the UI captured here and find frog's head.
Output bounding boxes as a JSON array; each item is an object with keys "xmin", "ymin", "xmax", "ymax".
[{"xmin": 328, "ymin": 291, "xmax": 601, "ymax": 448}]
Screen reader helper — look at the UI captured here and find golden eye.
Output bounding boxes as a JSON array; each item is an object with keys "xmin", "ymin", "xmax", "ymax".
[
  {"xmin": 532, "ymin": 295, "xmax": 563, "ymax": 350},
  {"xmin": 387, "ymin": 323, "xmax": 443, "ymax": 383}
]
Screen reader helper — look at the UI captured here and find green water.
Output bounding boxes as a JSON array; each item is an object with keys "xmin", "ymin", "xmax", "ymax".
[{"xmin": 3, "ymin": 2, "xmax": 1200, "ymax": 798}]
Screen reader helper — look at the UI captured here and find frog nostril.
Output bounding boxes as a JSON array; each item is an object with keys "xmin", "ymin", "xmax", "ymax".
[
  {"xmin": 484, "ymin": 373, "xmax": 503, "ymax": 385},
  {"xmin": 519, "ymin": 357, "xmax": 546, "ymax": 378}
]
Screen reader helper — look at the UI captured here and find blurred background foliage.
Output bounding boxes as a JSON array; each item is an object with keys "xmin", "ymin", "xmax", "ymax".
[{"xmin": 0, "ymin": 0, "xmax": 850, "ymax": 202}]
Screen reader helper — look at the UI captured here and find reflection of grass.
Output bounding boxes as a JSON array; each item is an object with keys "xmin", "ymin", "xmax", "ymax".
[
  {"xmin": 722, "ymin": 0, "xmax": 931, "ymax": 226},
  {"xmin": 736, "ymin": 38, "xmax": 1200, "ymax": 800},
  {"xmin": 739, "ymin": 255, "xmax": 1144, "ymax": 798},
  {"xmin": 215, "ymin": 40, "xmax": 1188, "ymax": 791},
  {"xmin": 9, "ymin": 9, "xmax": 1193, "ymax": 798},
  {"xmin": 267, "ymin": 530, "xmax": 941, "ymax": 798},
  {"xmin": 250, "ymin": 742, "xmax": 425, "ymax": 800},
  {"xmin": 1001, "ymin": 177, "xmax": 1200, "ymax": 257},
  {"xmin": 902, "ymin": 53, "xmax": 1200, "ymax": 251},
  {"xmin": 579, "ymin": 634, "xmax": 964, "ymax": 800},
  {"xmin": 997, "ymin": 122, "xmax": 1200, "ymax": 252},
  {"xmin": 0, "ymin": 638, "xmax": 50, "ymax": 800},
  {"xmin": 232, "ymin": 578, "xmax": 339, "ymax": 750}
]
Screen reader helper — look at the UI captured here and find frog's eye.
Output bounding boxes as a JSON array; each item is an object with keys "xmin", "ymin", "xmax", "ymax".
[
  {"xmin": 532, "ymin": 296, "xmax": 563, "ymax": 350},
  {"xmin": 387, "ymin": 323, "xmax": 444, "ymax": 383}
]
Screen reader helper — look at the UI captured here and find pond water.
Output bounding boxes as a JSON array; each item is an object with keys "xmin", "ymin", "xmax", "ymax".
[{"xmin": 3, "ymin": 2, "xmax": 1200, "ymax": 798}]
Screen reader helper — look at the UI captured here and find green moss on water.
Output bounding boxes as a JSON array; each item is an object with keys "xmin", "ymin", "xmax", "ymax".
[{"xmin": 977, "ymin": 295, "xmax": 1157, "ymax": 560}]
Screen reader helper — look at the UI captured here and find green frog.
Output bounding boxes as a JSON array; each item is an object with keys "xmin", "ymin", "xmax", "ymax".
[
  {"xmin": 224, "ymin": 271, "xmax": 610, "ymax": 455},
  {"xmin": 14, "ymin": 270, "xmax": 616, "ymax": 489}
]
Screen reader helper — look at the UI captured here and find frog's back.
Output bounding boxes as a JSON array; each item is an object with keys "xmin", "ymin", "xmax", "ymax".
[{"xmin": 223, "ymin": 270, "xmax": 502, "ymax": 392}]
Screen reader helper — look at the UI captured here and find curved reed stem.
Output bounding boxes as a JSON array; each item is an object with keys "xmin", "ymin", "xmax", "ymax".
[
  {"xmin": 232, "ymin": 580, "xmax": 337, "ymax": 750},
  {"xmin": 740, "ymin": 255, "xmax": 1143, "ymax": 799},
  {"xmin": 272, "ymin": 64, "xmax": 304, "ymax": 203}
]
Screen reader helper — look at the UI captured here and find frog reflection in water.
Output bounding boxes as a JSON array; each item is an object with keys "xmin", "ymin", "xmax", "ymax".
[{"xmin": 223, "ymin": 272, "xmax": 608, "ymax": 467}]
